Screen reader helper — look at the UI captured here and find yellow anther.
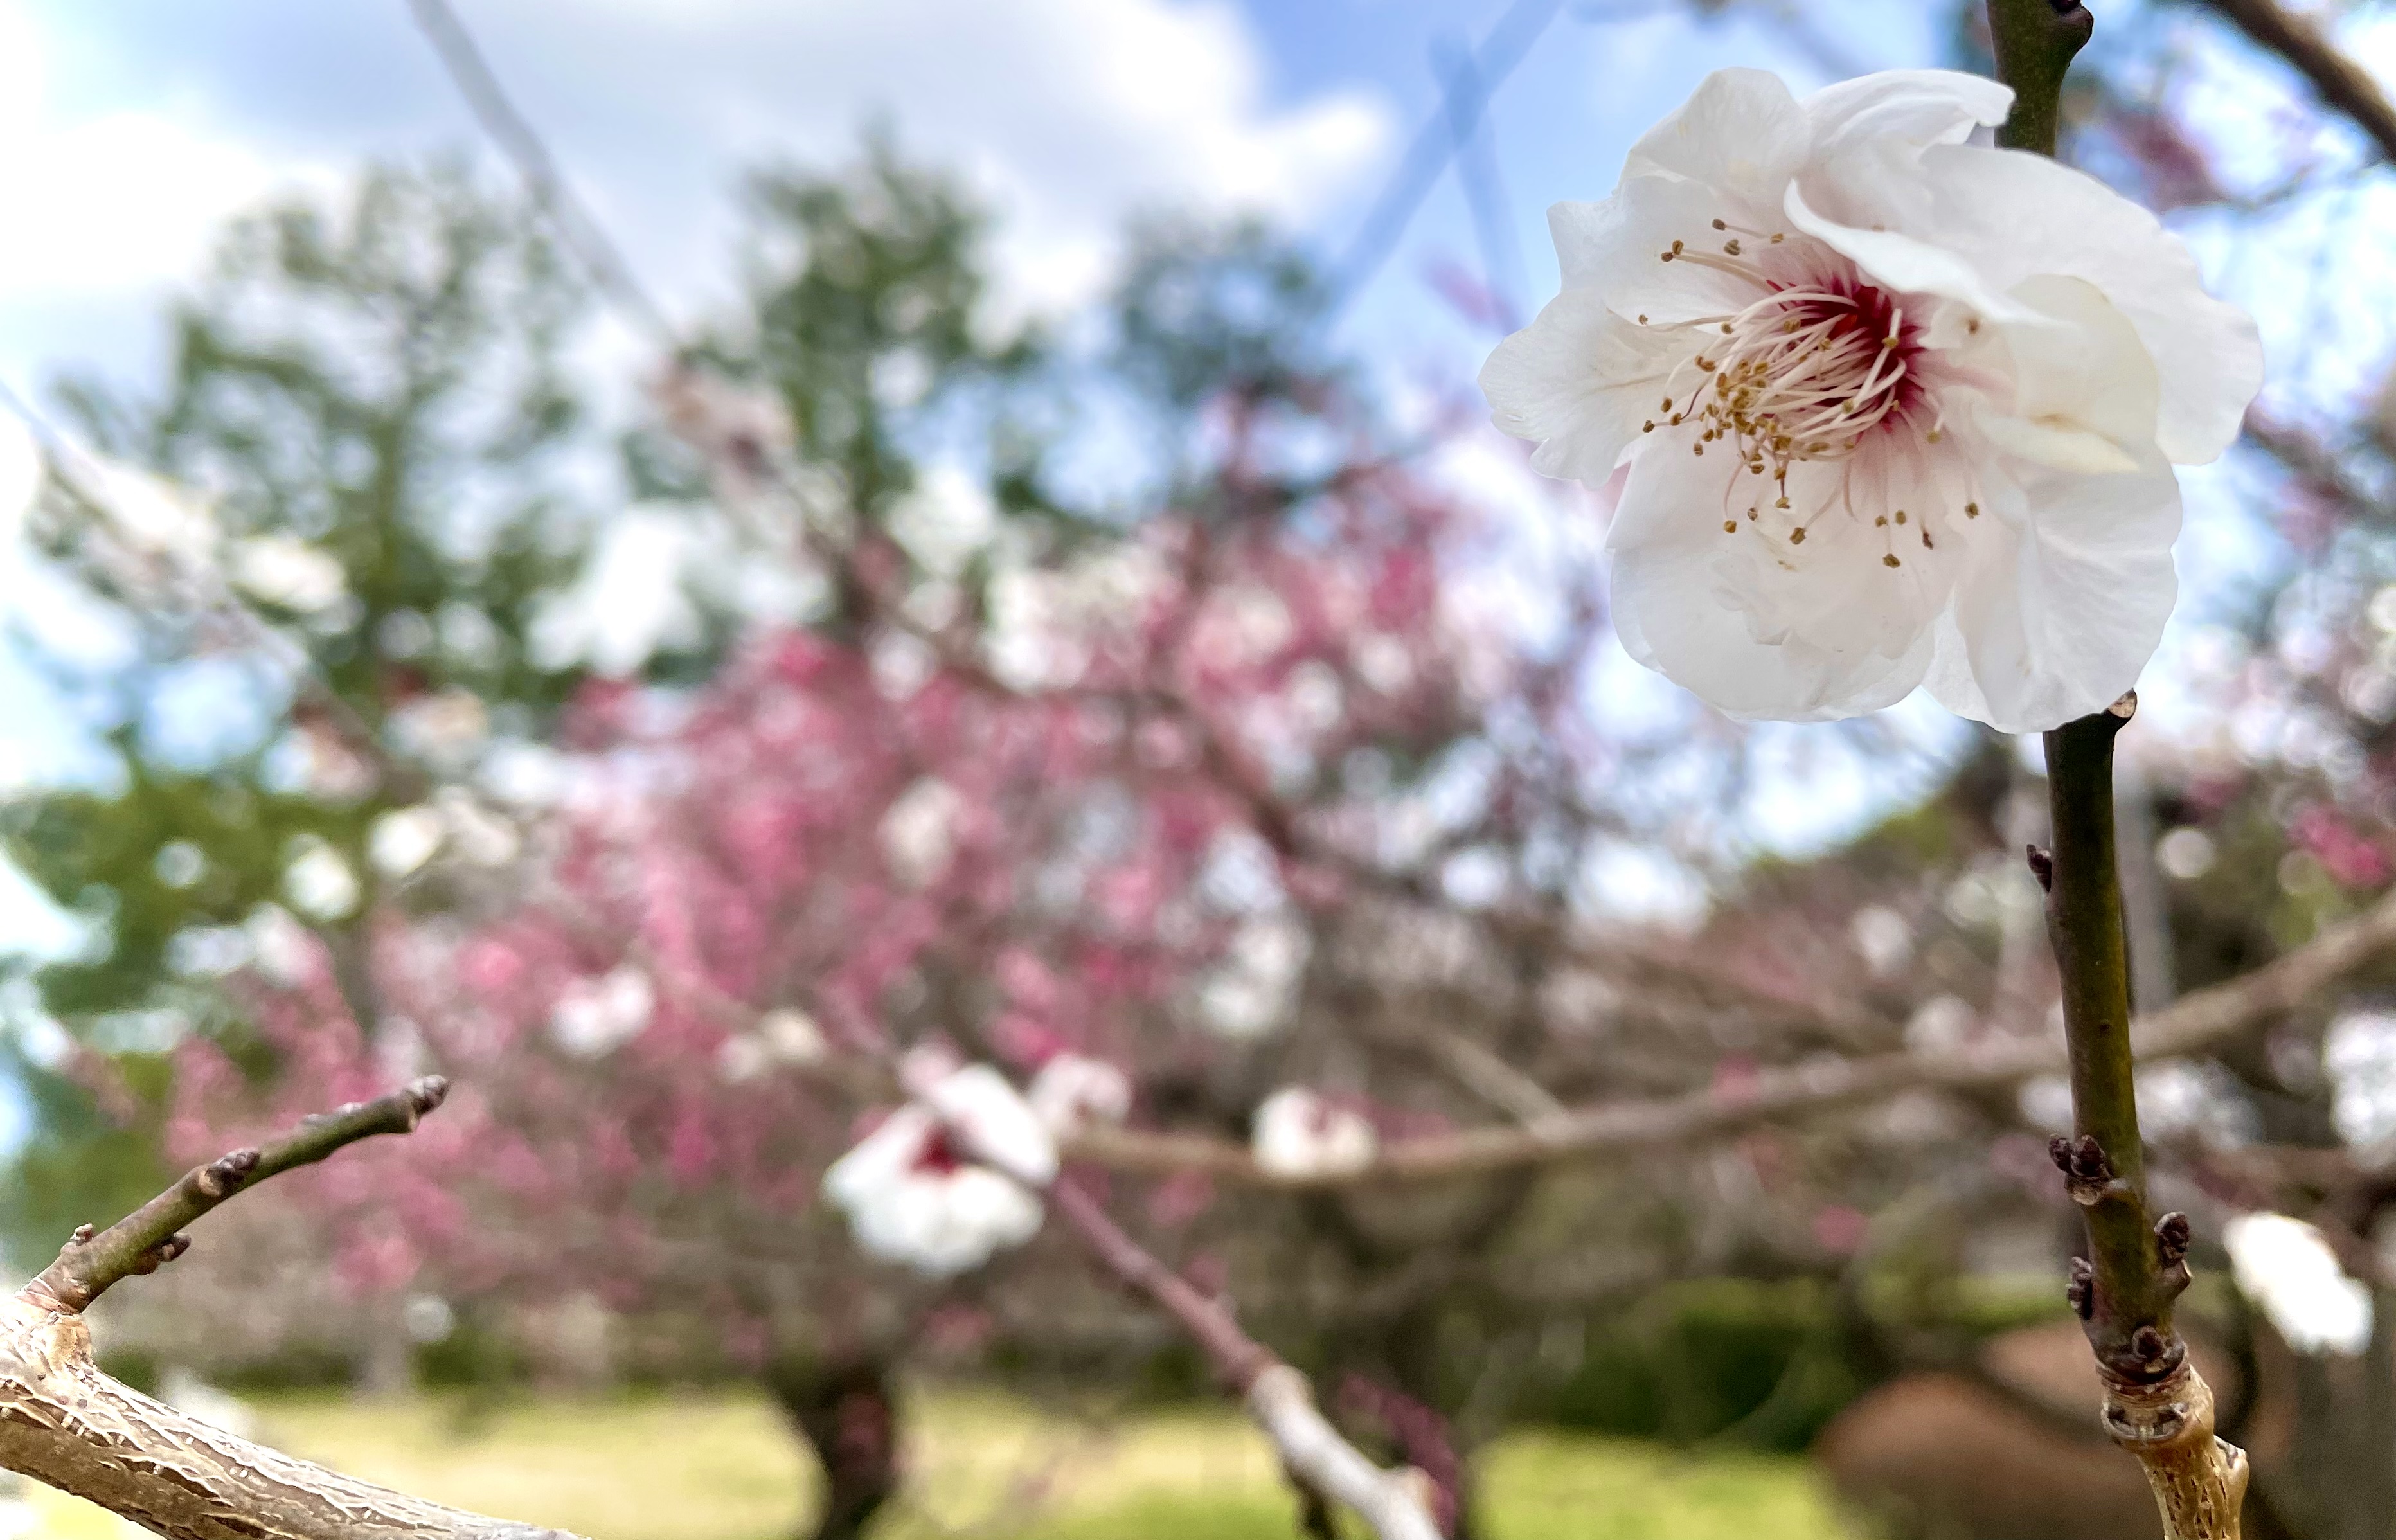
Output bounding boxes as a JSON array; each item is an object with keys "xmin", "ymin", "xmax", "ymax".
[
  {"xmin": 1723, "ymin": 519, "xmax": 1737, "ymax": 533},
  {"xmin": 1789, "ymin": 527, "xmax": 1807, "ymax": 544},
  {"xmin": 1882, "ymin": 554, "xmax": 1900, "ymax": 568}
]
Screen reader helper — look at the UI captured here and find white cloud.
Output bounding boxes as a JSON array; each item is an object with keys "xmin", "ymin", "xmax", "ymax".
[
  {"xmin": 0, "ymin": 7, "xmax": 333, "ymax": 337},
  {"xmin": 475, "ymin": 0, "xmax": 1390, "ymax": 318},
  {"xmin": 2, "ymin": 0, "xmax": 1390, "ymax": 383}
]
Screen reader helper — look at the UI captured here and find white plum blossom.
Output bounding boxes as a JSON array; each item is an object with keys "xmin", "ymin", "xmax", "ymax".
[
  {"xmin": 227, "ymin": 535, "xmax": 346, "ymax": 613},
  {"xmin": 1028, "ymin": 1053, "xmax": 1134, "ymax": 1138},
  {"xmin": 902, "ymin": 1051, "xmax": 1060, "ymax": 1185},
  {"xmin": 823, "ymin": 1104, "xmax": 1045, "ymax": 1278},
  {"xmin": 2223, "ymin": 1211, "xmax": 2372, "ymax": 1356},
  {"xmin": 1252, "ymin": 1087, "xmax": 1377, "ymax": 1179},
  {"xmin": 368, "ymin": 805, "xmax": 447, "ymax": 879},
  {"xmin": 548, "ymin": 967, "xmax": 656, "ymax": 1060},
  {"xmin": 757, "ymin": 1007, "xmax": 828, "ymax": 1066},
  {"xmin": 825, "ymin": 1053, "xmax": 1059, "ymax": 1278},
  {"xmin": 1481, "ymin": 69, "xmax": 2262, "ymax": 732}
]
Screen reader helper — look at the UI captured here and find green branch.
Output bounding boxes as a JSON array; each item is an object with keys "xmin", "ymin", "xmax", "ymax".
[
  {"xmin": 1987, "ymin": 0, "xmax": 2093, "ymax": 154},
  {"xmin": 2037, "ymin": 702, "xmax": 2188, "ymax": 1381}
]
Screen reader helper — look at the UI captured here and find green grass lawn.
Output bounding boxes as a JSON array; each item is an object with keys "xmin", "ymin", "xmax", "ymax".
[{"xmin": 22, "ymin": 1387, "xmax": 1850, "ymax": 1540}]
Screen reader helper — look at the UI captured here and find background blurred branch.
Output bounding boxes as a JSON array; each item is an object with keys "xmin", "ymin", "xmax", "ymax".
[
  {"xmin": 1068, "ymin": 875, "xmax": 2396, "ymax": 1188},
  {"xmin": 2198, "ymin": 0, "xmax": 2396, "ymax": 163},
  {"xmin": 1043, "ymin": 1178, "xmax": 1446, "ymax": 1540}
]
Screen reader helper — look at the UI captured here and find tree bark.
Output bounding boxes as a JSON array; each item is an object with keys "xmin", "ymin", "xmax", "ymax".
[
  {"xmin": 764, "ymin": 1353, "xmax": 901, "ymax": 1540},
  {"xmin": 0, "ymin": 1293, "xmax": 573, "ymax": 1540}
]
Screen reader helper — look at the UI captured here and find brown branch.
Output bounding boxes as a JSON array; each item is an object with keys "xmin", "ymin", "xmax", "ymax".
[
  {"xmin": 1043, "ymin": 1179, "xmax": 1444, "ymax": 1540},
  {"xmin": 28, "ymin": 1077, "xmax": 452, "ymax": 1313},
  {"xmin": 0, "ymin": 1079, "xmax": 588, "ymax": 1540},
  {"xmin": 1064, "ymin": 874, "xmax": 2396, "ymax": 1188},
  {"xmin": 2198, "ymin": 0, "xmax": 2396, "ymax": 163}
]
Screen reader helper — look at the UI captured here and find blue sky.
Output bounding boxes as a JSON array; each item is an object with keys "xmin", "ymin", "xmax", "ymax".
[
  {"xmin": 0, "ymin": 1, "xmax": 2320, "ymax": 832},
  {"xmin": 0, "ymin": 0, "xmax": 1965, "ymax": 824},
  {"xmin": 0, "ymin": 1, "xmax": 1950, "ymax": 400}
]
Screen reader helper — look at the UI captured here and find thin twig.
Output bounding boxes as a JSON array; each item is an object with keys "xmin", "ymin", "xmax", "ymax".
[
  {"xmin": 27, "ymin": 1077, "xmax": 451, "ymax": 1313},
  {"xmin": 404, "ymin": 0, "xmax": 675, "ymax": 343},
  {"xmin": 1042, "ymin": 1179, "xmax": 1444, "ymax": 1540},
  {"xmin": 1063, "ymin": 874, "xmax": 2396, "ymax": 1186},
  {"xmin": 2197, "ymin": 0, "xmax": 2396, "ymax": 164}
]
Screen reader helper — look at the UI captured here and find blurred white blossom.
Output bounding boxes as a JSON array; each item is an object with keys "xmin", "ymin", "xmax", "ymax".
[
  {"xmin": 1252, "ymin": 1086, "xmax": 1376, "ymax": 1179},
  {"xmin": 549, "ymin": 967, "xmax": 655, "ymax": 1059},
  {"xmin": 1028, "ymin": 1053, "xmax": 1132, "ymax": 1138},
  {"xmin": 824, "ymin": 1103, "xmax": 1044, "ymax": 1277},
  {"xmin": 2224, "ymin": 1212, "xmax": 2372, "ymax": 1356}
]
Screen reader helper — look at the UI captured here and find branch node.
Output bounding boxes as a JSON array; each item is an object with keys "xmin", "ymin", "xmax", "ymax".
[
  {"xmin": 2067, "ymin": 1255, "xmax": 2096, "ymax": 1320},
  {"xmin": 195, "ymin": 1149, "xmax": 261, "ymax": 1200},
  {"xmin": 2026, "ymin": 844, "xmax": 2055, "ymax": 891},
  {"xmin": 65, "ymin": 1224, "xmax": 93, "ymax": 1248},
  {"xmin": 2049, "ymin": 1133, "xmax": 2118, "ymax": 1204}
]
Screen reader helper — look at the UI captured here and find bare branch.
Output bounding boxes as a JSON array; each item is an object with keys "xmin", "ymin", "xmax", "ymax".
[
  {"xmin": 2198, "ymin": 0, "xmax": 2396, "ymax": 164},
  {"xmin": 0, "ymin": 1079, "xmax": 589, "ymax": 1540},
  {"xmin": 2037, "ymin": 703, "xmax": 2245, "ymax": 1528},
  {"xmin": 29, "ymin": 1076, "xmax": 452, "ymax": 1312},
  {"xmin": 1043, "ymin": 1180, "xmax": 1443, "ymax": 1540},
  {"xmin": 1067, "ymin": 879, "xmax": 2396, "ymax": 1189}
]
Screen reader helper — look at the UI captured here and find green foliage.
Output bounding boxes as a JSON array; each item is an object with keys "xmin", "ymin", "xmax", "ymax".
[
  {"xmin": 2, "ymin": 162, "xmax": 605, "ymax": 1257},
  {"xmin": 711, "ymin": 136, "xmax": 1046, "ymax": 527},
  {"xmin": 1537, "ymin": 1279, "xmax": 1859, "ymax": 1453}
]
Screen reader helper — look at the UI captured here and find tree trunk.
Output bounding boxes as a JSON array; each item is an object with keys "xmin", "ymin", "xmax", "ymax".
[{"xmin": 765, "ymin": 1352, "xmax": 901, "ymax": 1540}]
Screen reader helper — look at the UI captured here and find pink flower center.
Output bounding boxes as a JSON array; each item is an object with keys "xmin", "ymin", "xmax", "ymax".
[
  {"xmin": 1645, "ymin": 222, "xmax": 1981, "ymax": 568},
  {"xmin": 911, "ymin": 1126, "xmax": 965, "ymax": 1176}
]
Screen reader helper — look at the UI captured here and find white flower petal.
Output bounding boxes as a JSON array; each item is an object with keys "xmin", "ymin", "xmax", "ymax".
[
  {"xmin": 1782, "ymin": 179, "xmax": 2037, "ymax": 325},
  {"xmin": 1550, "ymin": 175, "xmax": 1762, "ymax": 323},
  {"xmin": 1802, "ymin": 69, "xmax": 2013, "ymax": 163},
  {"xmin": 1610, "ymin": 444, "xmax": 1946, "ymax": 720},
  {"xmin": 1963, "ymin": 271, "xmax": 2159, "ymax": 479},
  {"xmin": 921, "ymin": 1063, "xmax": 1059, "ymax": 1186},
  {"xmin": 1903, "ymin": 146, "xmax": 2262, "ymax": 464},
  {"xmin": 1927, "ymin": 449, "xmax": 2180, "ymax": 733},
  {"xmin": 1480, "ymin": 289, "xmax": 1679, "ymax": 482},
  {"xmin": 1622, "ymin": 67, "xmax": 1809, "ymax": 210}
]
